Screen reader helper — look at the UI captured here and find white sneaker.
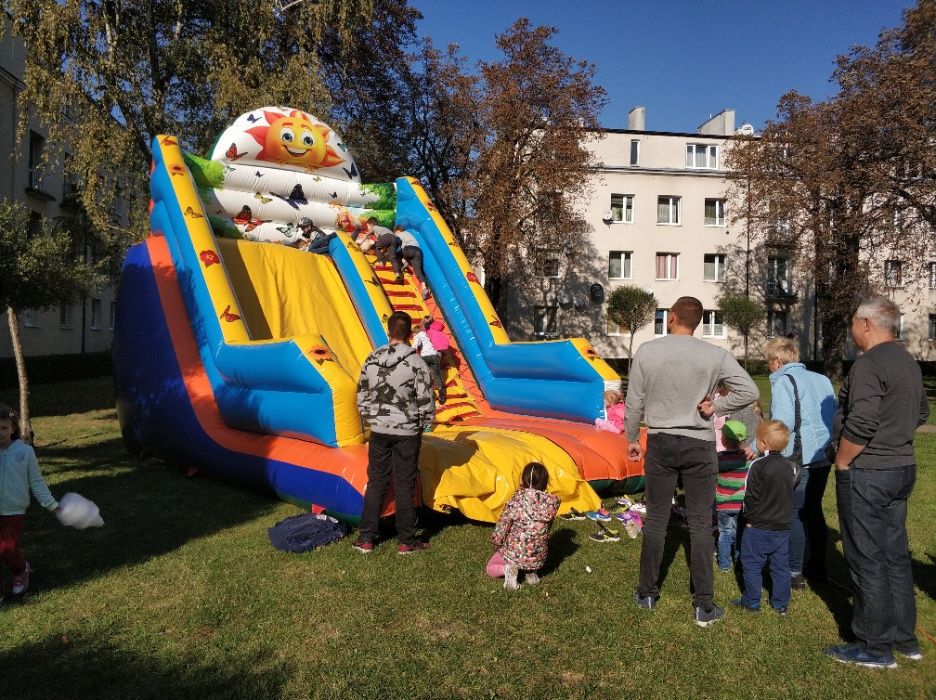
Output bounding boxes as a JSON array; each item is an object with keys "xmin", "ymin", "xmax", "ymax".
[
  {"xmin": 524, "ymin": 571, "xmax": 540, "ymax": 586},
  {"xmin": 11, "ymin": 561, "xmax": 30, "ymax": 596},
  {"xmin": 503, "ymin": 564, "xmax": 520, "ymax": 590}
]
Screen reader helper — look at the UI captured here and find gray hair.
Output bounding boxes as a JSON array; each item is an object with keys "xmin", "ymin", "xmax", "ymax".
[{"xmin": 855, "ymin": 295, "xmax": 900, "ymax": 335}]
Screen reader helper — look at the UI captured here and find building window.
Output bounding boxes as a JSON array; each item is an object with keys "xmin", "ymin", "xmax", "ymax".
[
  {"xmin": 533, "ymin": 306, "xmax": 558, "ymax": 338},
  {"xmin": 59, "ymin": 303, "xmax": 72, "ymax": 329},
  {"xmin": 704, "ymin": 198, "xmax": 726, "ymax": 226},
  {"xmin": 90, "ymin": 298, "xmax": 102, "ymax": 330},
  {"xmin": 607, "ymin": 316, "xmax": 628, "ymax": 336},
  {"xmin": 657, "ymin": 196, "xmax": 680, "ymax": 225},
  {"xmin": 686, "ymin": 143, "xmax": 718, "ymax": 169},
  {"xmin": 767, "ymin": 308, "xmax": 789, "ymax": 337},
  {"xmin": 110, "ymin": 301, "xmax": 117, "ymax": 331},
  {"xmin": 655, "ymin": 253, "xmax": 679, "ymax": 280},
  {"xmin": 654, "ymin": 308, "xmax": 669, "ymax": 336},
  {"xmin": 703, "ymin": 254, "xmax": 726, "ymax": 282},
  {"xmin": 702, "ymin": 310, "xmax": 725, "ymax": 338},
  {"xmin": 28, "ymin": 131, "xmax": 46, "ymax": 191},
  {"xmin": 929, "ymin": 314, "xmax": 936, "ymax": 340},
  {"xmin": 896, "ymin": 314, "xmax": 904, "ymax": 340},
  {"xmin": 22, "ymin": 309, "xmax": 36, "ymax": 328},
  {"xmin": 608, "ymin": 251, "xmax": 633, "ymax": 279},
  {"xmin": 629, "ymin": 139, "xmax": 640, "ymax": 166},
  {"xmin": 767, "ymin": 255, "xmax": 791, "ymax": 296},
  {"xmin": 929, "ymin": 262, "xmax": 936, "ymax": 289},
  {"xmin": 884, "ymin": 260, "xmax": 903, "ymax": 288},
  {"xmin": 610, "ymin": 194, "xmax": 634, "ymax": 224},
  {"xmin": 28, "ymin": 211, "xmax": 42, "ymax": 238},
  {"xmin": 534, "ymin": 249, "xmax": 560, "ymax": 278}
]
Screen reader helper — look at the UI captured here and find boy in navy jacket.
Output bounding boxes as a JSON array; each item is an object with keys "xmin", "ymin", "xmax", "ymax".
[{"xmin": 734, "ymin": 420, "xmax": 798, "ymax": 614}]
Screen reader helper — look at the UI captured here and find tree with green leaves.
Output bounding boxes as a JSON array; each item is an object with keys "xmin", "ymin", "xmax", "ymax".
[
  {"xmin": 606, "ymin": 285, "xmax": 656, "ymax": 375},
  {"xmin": 717, "ymin": 293, "xmax": 765, "ymax": 371},
  {"xmin": 0, "ymin": 201, "xmax": 100, "ymax": 442},
  {"xmin": 726, "ymin": 1, "xmax": 936, "ymax": 378}
]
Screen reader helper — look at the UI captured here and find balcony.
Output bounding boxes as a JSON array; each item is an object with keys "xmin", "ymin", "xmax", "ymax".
[{"xmin": 765, "ymin": 280, "xmax": 796, "ymax": 300}]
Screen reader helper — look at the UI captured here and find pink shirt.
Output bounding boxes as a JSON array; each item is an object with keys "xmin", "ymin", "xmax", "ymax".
[{"xmin": 606, "ymin": 402, "xmax": 625, "ymax": 431}]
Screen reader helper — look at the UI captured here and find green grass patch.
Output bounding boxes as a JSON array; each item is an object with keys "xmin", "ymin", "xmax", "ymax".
[{"xmin": 0, "ymin": 377, "xmax": 934, "ymax": 699}]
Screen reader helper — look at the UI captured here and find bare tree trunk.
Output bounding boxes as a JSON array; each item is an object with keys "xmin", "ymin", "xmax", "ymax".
[
  {"xmin": 7, "ymin": 307, "xmax": 33, "ymax": 444},
  {"xmin": 627, "ymin": 333, "xmax": 635, "ymax": 377}
]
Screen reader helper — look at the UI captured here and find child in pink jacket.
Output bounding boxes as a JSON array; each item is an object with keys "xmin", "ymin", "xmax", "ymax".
[{"xmin": 595, "ymin": 389, "xmax": 626, "ymax": 433}]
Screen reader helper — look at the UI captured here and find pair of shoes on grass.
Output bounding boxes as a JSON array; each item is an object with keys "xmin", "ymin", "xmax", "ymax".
[
  {"xmin": 633, "ymin": 591, "xmax": 725, "ymax": 627},
  {"xmin": 352, "ymin": 539, "xmax": 430, "ymax": 555}
]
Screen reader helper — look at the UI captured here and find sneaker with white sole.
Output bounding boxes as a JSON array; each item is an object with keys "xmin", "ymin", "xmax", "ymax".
[
  {"xmin": 351, "ymin": 540, "xmax": 374, "ymax": 554},
  {"xmin": 824, "ymin": 643, "xmax": 897, "ymax": 669},
  {"xmin": 633, "ymin": 591, "xmax": 657, "ymax": 610},
  {"xmin": 524, "ymin": 571, "xmax": 540, "ymax": 586},
  {"xmin": 558, "ymin": 508, "xmax": 587, "ymax": 521},
  {"xmin": 694, "ymin": 604, "xmax": 725, "ymax": 627},
  {"xmin": 11, "ymin": 562, "xmax": 30, "ymax": 596},
  {"xmin": 585, "ymin": 509, "xmax": 612, "ymax": 522},
  {"xmin": 588, "ymin": 530, "xmax": 620, "ymax": 543},
  {"xmin": 895, "ymin": 646, "xmax": 922, "ymax": 662}
]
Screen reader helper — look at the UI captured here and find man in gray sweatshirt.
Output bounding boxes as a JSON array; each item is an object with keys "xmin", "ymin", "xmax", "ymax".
[
  {"xmin": 825, "ymin": 296, "xmax": 928, "ymax": 669},
  {"xmin": 625, "ymin": 296, "xmax": 758, "ymax": 626}
]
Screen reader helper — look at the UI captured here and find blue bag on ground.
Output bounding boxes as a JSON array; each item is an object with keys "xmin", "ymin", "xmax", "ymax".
[{"xmin": 268, "ymin": 513, "xmax": 348, "ymax": 553}]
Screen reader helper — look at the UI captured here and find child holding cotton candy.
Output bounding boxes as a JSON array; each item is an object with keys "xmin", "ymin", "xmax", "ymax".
[{"xmin": 0, "ymin": 404, "xmax": 59, "ymax": 598}]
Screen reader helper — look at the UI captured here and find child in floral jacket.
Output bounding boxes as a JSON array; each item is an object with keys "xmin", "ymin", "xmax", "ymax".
[{"xmin": 491, "ymin": 462, "xmax": 560, "ymax": 589}]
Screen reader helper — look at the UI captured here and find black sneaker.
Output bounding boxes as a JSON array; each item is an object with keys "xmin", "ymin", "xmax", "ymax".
[
  {"xmin": 791, "ymin": 574, "xmax": 807, "ymax": 590},
  {"xmin": 633, "ymin": 591, "xmax": 657, "ymax": 610},
  {"xmin": 894, "ymin": 646, "xmax": 922, "ymax": 661},
  {"xmin": 694, "ymin": 604, "xmax": 725, "ymax": 627}
]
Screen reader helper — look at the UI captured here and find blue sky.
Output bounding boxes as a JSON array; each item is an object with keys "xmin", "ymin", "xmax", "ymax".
[{"xmin": 410, "ymin": 0, "xmax": 915, "ymax": 132}]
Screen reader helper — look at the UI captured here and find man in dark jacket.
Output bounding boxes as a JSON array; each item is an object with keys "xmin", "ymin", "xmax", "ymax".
[
  {"xmin": 825, "ymin": 296, "xmax": 929, "ymax": 669},
  {"xmin": 352, "ymin": 311, "xmax": 436, "ymax": 555}
]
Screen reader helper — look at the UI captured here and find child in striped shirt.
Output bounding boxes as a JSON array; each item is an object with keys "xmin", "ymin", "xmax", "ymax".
[{"xmin": 715, "ymin": 420, "xmax": 750, "ymax": 572}]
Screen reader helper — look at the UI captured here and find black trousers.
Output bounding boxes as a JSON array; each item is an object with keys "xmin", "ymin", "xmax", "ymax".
[
  {"xmin": 389, "ymin": 245, "xmax": 426, "ymax": 284},
  {"xmin": 358, "ymin": 431, "xmax": 422, "ymax": 546},
  {"xmin": 423, "ymin": 354, "xmax": 446, "ymax": 402},
  {"xmin": 637, "ymin": 433, "xmax": 718, "ymax": 609}
]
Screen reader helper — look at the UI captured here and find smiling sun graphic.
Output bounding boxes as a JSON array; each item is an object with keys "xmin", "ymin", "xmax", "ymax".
[{"xmin": 245, "ymin": 110, "xmax": 344, "ymax": 171}]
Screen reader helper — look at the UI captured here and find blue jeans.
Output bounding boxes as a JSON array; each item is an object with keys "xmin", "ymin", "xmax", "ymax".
[
  {"xmin": 739, "ymin": 526, "xmax": 791, "ymax": 610},
  {"xmin": 716, "ymin": 511, "xmax": 739, "ymax": 570},
  {"xmin": 836, "ymin": 466, "xmax": 918, "ymax": 656},
  {"xmin": 789, "ymin": 464, "xmax": 830, "ymax": 577}
]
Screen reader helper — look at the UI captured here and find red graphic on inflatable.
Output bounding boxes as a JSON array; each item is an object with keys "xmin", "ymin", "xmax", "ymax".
[
  {"xmin": 199, "ymin": 250, "xmax": 221, "ymax": 267},
  {"xmin": 219, "ymin": 305, "xmax": 241, "ymax": 323},
  {"xmin": 466, "ymin": 271, "xmax": 479, "ymax": 284}
]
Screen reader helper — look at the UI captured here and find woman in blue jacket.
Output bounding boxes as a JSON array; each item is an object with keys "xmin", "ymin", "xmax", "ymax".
[{"xmin": 764, "ymin": 337, "xmax": 836, "ymax": 588}]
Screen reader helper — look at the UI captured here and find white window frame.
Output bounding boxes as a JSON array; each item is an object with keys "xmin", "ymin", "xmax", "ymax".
[
  {"xmin": 654, "ymin": 308, "xmax": 669, "ymax": 336},
  {"xmin": 59, "ymin": 303, "xmax": 73, "ymax": 329},
  {"xmin": 767, "ymin": 308, "xmax": 789, "ymax": 338},
  {"xmin": 703, "ymin": 253, "xmax": 726, "ymax": 282},
  {"xmin": 610, "ymin": 194, "xmax": 634, "ymax": 224},
  {"xmin": 606, "ymin": 316, "xmax": 630, "ymax": 337},
  {"xmin": 929, "ymin": 313, "xmax": 936, "ymax": 340},
  {"xmin": 109, "ymin": 301, "xmax": 117, "ymax": 331},
  {"xmin": 701, "ymin": 310, "xmax": 726, "ymax": 338},
  {"xmin": 704, "ymin": 198, "xmax": 726, "ymax": 227},
  {"xmin": 655, "ymin": 252, "xmax": 679, "ymax": 281},
  {"xmin": 657, "ymin": 196, "xmax": 680, "ymax": 225},
  {"xmin": 629, "ymin": 139, "xmax": 640, "ymax": 166},
  {"xmin": 90, "ymin": 298, "xmax": 102, "ymax": 331},
  {"xmin": 686, "ymin": 143, "xmax": 719, "ymax": 170},
  {"xmin": 28, "ymin": 130, "xmax": 45, "ymax": 191},
  {"xmin": 884, "ymin": 259, "xmax": 903, "ymax": 288},
  {"xmin": 767, "ymin": 255, "xmax": 791, "ymax": 295},
  {"xmin": 608, "ymin": 251, "xmax": 633, "ymax": 280},
  {"xmin": 929, "ymin": 262, "xmax": 936, "ymax": 290},
  {"xmin": 22, "ymin": 309, "xmax": 36, "ymax": 328},
  {"xmin": 533, "ymin": 305, "xmax": 559, "ymax": 338}
]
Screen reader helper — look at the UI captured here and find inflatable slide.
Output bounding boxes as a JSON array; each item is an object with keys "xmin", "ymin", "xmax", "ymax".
[{"xmin": 113, "ymin": 107, "xmax": 643, "ymax": 524}]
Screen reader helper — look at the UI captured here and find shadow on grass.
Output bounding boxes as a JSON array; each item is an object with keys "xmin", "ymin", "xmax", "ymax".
[
  {"xmin": 12, "ymin": 377, "xmax": 117, "ymax": 419},
  {"xmin": 911, "ymin": 552, "xmax": 936, "ymax": 601},
  {"xmin": 541, "ymin": 528, "xmax": 580, "ymax": 576},
  {"xmin": 19, "ymin": 457, "xmax": 278, "ymax": 596},
  {"xmin": 0, "ymin": 635, "xmax": 287, "ymax": 700}
]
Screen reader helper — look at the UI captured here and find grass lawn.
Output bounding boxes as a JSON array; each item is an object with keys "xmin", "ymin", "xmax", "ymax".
[{"xmin": 1, "ymin": 376, "xmax": 934, "ymax": 699}]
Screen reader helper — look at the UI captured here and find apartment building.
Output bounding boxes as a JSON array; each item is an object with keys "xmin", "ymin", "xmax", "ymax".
[
  {"xmin": 500, "ymin": 106, "xmax": 936, "ymax": 363},
  {"xmin": 0, "ymin": 25, "xmax": 117, "ymax": 359}
]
